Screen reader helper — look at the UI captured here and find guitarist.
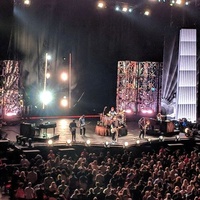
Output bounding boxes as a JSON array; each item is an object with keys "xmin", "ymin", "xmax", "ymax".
[
  {"xmin": 79, "ymin": 115, "xmax": 86, "ymax": 136},
  {"xmin": 69, "ymin": 119, "xmax": 77, "ymax": 142},
  {"xmin": 110, "ymin": 116, "xmax": 120, "ymax": 143}
]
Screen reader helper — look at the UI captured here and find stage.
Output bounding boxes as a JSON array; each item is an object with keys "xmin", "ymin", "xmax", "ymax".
[
  {"xmin": 1, "ymin": 116, "xmax": 200, "ymax": 169},
  {"xmin": 1, "ymin": 117, "xmax": 197, "ymax": 148}
]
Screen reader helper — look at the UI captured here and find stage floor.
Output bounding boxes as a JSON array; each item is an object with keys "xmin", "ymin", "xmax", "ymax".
[{"xmin": 1, "ymin": 117, "xmax": 195, "ymax": 148}]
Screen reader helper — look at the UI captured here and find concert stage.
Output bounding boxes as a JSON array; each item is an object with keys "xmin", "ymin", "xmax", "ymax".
[{"xmin": 2, "ymin": 117, "xmax": 198, "ymax": 150}]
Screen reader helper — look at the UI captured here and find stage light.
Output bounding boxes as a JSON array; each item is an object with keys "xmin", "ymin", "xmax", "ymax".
[
  {"xmin": 141, "ymin": 108, "xmax": 153, "ymax": 114},
  {"xmin": 185, "ymin": 1, "xmax": 189, "ymax": 5},
  {"xmin": 175, "ymin": 135, "xmax": 180, "ymax": 141},
  {"xmin": 60, "ymin": 72, "xmax": 68, "ymax": 81},
  {"xmin": 60, "ymin": 96, "xmax": 68, "ymax": 107},
  {"xmin": 125, "ymin": 109, "xmax": 132, "ymax": 114},
  {"xmin": 159, "ymin": 135, "xmax": 164, "ymax": 142},
  {"xmin": 123, "ymin": 141, "xmax": 129, "ymax": 148},
  {"xmin": 176, "ymin": 0, "xmax": 182, "ymax": 5},
  {"xmin": 46, "ymin": 54, "xmax": 51, "ymax": 60},
  {"xmin": 128, "ymin": 8, "xmax": 133, "ymax": 13},
  {"xmin": 46, "ymin": 72, "xmax": 51, "ymax": 79},
  {"xmin": 104, "ymin": 141, "xmax": 110, "ymax": 148},
  {"xmin": 40, "ymin": 90, "xmax": 53, "ymax": 106},
  {"xmin": 6, "ymin": 112, "xmax": 17, "ymax": 116},
  {"xmin": 184, "ymin": 128, "xmax": 193, "ymax": 137},
  {"xmin": 66, "ymin": 139, "xmax": 72, "ymax": 146},
  {"xmin": 122, "ymin": 6, "xmax": 128, "ymax": 12},
  {"xmin": 184, "ymin": 128, "xmax": 190, "ymax": 134},
  {"xmin": 115, "ymin": 6, "xmax": 120, "ymax": 11},
  {"xmin": 86, "ymin": 139, "xmax": 91, "ymax": 146},
  {"xmin": 147, "ymin": 138, "xmax": 152, "ymax": 143},
  {"xmin": 136, "ymin": 140, "xmax": 140, "ymax": 144},
  {"xmin": 48, "ymin": 139, "xmax": 53, "ymax": 145},
  {"xmin": 97, "ymin": 1, "xmax": 106, "ymax": 8},
  {"xmin": 144, "ymin": 10, "xmax": 150, "ymax": 16},
  {"xmin": 24, "ymin": 0, "xmax": 31, "ymax": 6}
]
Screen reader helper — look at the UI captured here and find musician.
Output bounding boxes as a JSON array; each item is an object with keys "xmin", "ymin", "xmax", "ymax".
[
  {"xmin": 108, "ymin": 107, "xmax": 117, "ymax": 119},
  {"xmin": 79, "ymin": 115, "xmax": 86, "ymax": 136},
  {"xmin": 69, "ymin": 119, "xmax": 77, "ymax": 142},
  {"xmin": 110, "ymin": 116, "xmax": 120, "ymax": 143},
  {"xmin": 139, "ymin": 125, "xmax": 145, "ymax": 139},
  {"xmin": 138, "ymin": 117, "xmax": 149, "ymax": 139}
]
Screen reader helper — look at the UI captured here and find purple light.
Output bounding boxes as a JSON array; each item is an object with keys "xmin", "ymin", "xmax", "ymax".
[
  {"xmin": 141, "ymin": 109, "xmax": 153, "ymax": 114},
  {"xmin": 125, "ymin": 109, "xmax": 132, "ymax": 114},
  {"xmin": 6, "ymin": 112, "xmax": 17, "ymax": 116}
]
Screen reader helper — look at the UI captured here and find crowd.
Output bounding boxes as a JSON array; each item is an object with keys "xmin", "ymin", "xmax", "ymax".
[{"xmin": 0, "ymin": 145, "xmax": 200, "ymax": 200}]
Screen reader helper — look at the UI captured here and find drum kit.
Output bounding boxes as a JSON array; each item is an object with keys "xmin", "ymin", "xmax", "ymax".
[{"xmin": 99, "ymin": 111, "xmax": 125, "ymax": 127}]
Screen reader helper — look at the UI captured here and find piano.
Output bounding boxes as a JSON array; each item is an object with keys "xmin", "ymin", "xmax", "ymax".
[
  {"xmin": 37, "ymin": 122, "xmax": 57, "ymax": 137},
  {"xmin": 38, "ymin": 122, "xmax": 57, "ymax": 129}
]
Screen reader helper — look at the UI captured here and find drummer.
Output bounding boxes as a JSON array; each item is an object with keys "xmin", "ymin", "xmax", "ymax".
[{"xmin": 108, "ymin": 107, "xmax": 117, "ymax": 119}]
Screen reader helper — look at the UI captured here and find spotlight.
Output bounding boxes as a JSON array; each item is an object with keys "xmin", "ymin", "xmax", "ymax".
[
  {"xmin": 104, "ymin": 141, "xmax": 110, "ymax": 148},
  {"xmin": 48, "ymin": 139, "xmax": 53, "ymax": 145},
  {"xmin": 24, "ymin": 0, "xmax": 31, "ymax": 6},
  {"xmin": 97, "ymin": 1, "xmax": 106, "ymax": 8},
  {"xmin": 159, "ymin": 135, "xmax": 164, "ymax": 142},
  {"xmin": 122, "ymin": 6, "xmax": 128, "ymax": 12},
  {"xmin": 175, "ymin": 135, "xmax": 180, "ymax": 141},
  {"xmin": 176, "ymin": 0, "xmax": 182, "ymax": 5},
  {"xmin": 123, "ymin": 141, "xmax": 129, "ymax": 148},
  {"xmin": 144, "ymin": 10, "xmax": 150, "ymax": 16},
  {"xmin": 86, "ymin": 139, "xmax": 91, "ymax": 146},
  {"xmin": 185, "ymin": 1, "xmax": 189, "ymax": 5},
  {"xmin": 66, "ymin": 139, "xmax": 72, "ymax": 146},
  {"xmin": 184, "ymin": 128, "xmax": 193, "ymax": 137},
  {"xmin": 60, "ymin": 96, "xmax": 68, "ymax": 107},
  {"xmin": 184, "ymin": 127, "xmax": 190, "ymax": 134},
  {"xmin": 147, "ymin": 138, "xmax": 152, "ymax": 143},
  {"xmin": 115, "ymin": 6, "xmax": 120, "ymax": 11},
  {"xmin": 136, "ymin": 140, "xmax": 140, "ymax": 145},
  {"xmin": 128, "ymin": 8, "xmax": 133, "ymax": 12}
]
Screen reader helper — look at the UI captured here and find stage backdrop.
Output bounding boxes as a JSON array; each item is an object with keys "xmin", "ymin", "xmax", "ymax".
[
  {"xmin": 0, "ymin": 60, "xmax": 23, "ymax": 121},
  {"xmin": 116, "ymin": 61, "xmax": 162, "ymax": 116}
]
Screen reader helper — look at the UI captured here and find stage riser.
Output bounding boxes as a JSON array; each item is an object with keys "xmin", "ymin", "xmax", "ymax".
[{"xmin": 95, "ymin": 125, "xmax": 127, "ymax": 137}]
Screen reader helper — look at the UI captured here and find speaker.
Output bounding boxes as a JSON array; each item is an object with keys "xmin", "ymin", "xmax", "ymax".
[
  {"xmin": 20, "ymin": 123, "xmax": 34, "ymax": 138},
  {"xmin": 160, "ymin": 121, "xmax": 175, "ymax": 133},
  {"xmin": 118, "ymin": 127, "xmax": 127, "ymax": 137}
]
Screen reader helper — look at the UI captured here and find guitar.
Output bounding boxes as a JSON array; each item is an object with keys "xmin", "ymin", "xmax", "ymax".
[
  {"xmin": 79, "ymin": 121, "xmax": 91, "ymax": 128},
  {"xmin": 111, "ymin": 125, "xmax": 123, "ymax": 134},
  {"xmin": 110, "ymin": 126, "xmax": 123, "ymax": 142}
]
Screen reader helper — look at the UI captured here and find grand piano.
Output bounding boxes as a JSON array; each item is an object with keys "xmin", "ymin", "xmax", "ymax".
[
  {"xmin": 20, "ymin": 122, "xmax": 57, "ymax": 138},
  {"xmin": 37, "ymin": 122, "xmax": 57, "ymax": 137}
]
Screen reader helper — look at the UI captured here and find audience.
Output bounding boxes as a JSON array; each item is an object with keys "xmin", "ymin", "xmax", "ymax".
[{"xmin": 0, "ymin": 143, "xmax": 200, "ymax": 200}]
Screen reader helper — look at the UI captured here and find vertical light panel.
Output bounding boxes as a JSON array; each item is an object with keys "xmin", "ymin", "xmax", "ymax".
[{"xmin": 176, "ymin": 29, "xmax": 197, "ymax": 122}]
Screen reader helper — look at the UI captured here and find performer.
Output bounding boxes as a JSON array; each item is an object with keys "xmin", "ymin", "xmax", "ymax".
[
  {"xmin": 110, "ymin": 116, "xmax": 120, "ymax": 143},
  {"xmin": 69, "ymin": 119, "xmax": 77, "ymax": 142},
  {"xmin": 108, "ymin": 107, "xmax": 117, "ymax": 119},
  {"xmin": 139, "ymin": 125, "xmax": 145, "ymax": 139},
  {"xmin": 79, "ymin": 115, "xmax": 86, "ymax": 136},
  {"xmin": 138, "ymin": 117, "xmax": 149, "ymax": 139}
]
